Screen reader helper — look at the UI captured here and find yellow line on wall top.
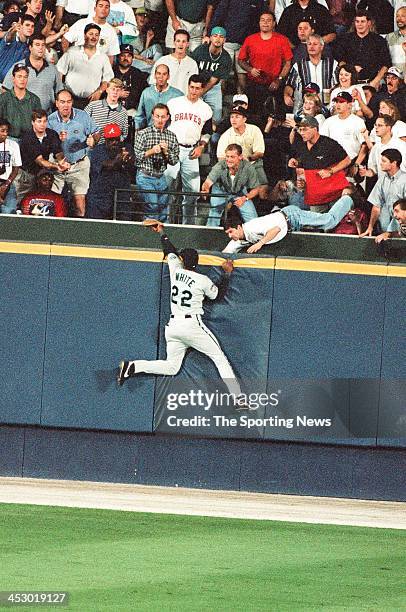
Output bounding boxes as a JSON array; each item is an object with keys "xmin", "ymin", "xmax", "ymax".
[{"xmin": 0, "ymin": 241, "xmax": 404, "ymax": 278}]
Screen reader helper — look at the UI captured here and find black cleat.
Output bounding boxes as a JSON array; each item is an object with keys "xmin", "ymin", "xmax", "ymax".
[{"xmin": 117, "ymin": 360, "xmax": 135, "ymax": 387}]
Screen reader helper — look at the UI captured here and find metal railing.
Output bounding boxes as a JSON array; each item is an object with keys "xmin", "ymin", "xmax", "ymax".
[{"xmin": 113, "ymin": 187, "xmax": 239, "ymax": 226}]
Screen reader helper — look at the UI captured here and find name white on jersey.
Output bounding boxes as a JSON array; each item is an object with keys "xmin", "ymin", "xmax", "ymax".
[{"xmin": 167, "ymin": 253, "xmax": 218, "ymax": 315}]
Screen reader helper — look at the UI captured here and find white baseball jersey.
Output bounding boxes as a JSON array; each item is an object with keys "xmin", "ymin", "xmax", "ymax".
[
  {"xmin": 168, "ymin": 253, "xmax": 218, "ymax": 315},
  {"xmin": 124, "ymin": 250, "xmax": 242, "ymax": 397},
  {"xmin": 167, "ymin": 96, "xmax": 212, "ymax": 145}
]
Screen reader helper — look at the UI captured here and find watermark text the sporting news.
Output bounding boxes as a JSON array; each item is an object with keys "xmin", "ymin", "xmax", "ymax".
[
  {"xmin": 0, "ymin": 592, "xmax": 69, "ymax": 607},
  {"xmin": 166, "ymin": 390, "xmax": 280, "ymax": 411}
]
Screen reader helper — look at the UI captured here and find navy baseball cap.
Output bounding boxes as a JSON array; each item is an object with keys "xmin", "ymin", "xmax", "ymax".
[
  {"xmin": 333, "ymin": 91, "xmax": 353, "ymax": 103},
  {"xmin": 120, "ymin": 44, "xmax": 134, "ymax": 55},
  {"xmin": 304, "ymin": 82, "xmax": 320, "ymax": 94}
]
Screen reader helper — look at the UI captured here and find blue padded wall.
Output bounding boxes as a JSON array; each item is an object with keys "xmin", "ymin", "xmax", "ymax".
[
  {"xmin": 0, "ymin": 253, "xmax": 49, "ymax": 425},
  {"xmin": 153, "ymin": 265, "xmax": 274, "ymax": 439},
  {"xmin": 41, "ymin": 256, "xmax": 161, "ymax": 432}
]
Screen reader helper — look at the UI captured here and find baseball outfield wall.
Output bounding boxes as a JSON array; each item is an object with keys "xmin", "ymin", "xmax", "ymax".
[{"xmin": 0, "ymin": 220, "xmax": 405, "ymax": 500}]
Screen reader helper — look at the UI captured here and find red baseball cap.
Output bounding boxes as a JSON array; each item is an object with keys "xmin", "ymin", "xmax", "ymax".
[{"xmin": 103, "ymin": 123, "xmax": 121, "ymax": 139}]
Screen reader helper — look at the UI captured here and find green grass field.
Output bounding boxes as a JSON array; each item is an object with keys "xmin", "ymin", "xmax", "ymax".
[{"xmin": 0, "ymin": 504, "xmax": 404, "ymax": 611}]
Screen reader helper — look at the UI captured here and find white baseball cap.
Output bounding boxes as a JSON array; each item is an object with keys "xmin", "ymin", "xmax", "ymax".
[{"xmin": 232, "ymin": 93, "xmax": 248, "ymax": 105}]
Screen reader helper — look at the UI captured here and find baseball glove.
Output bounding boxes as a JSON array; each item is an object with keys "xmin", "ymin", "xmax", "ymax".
[{"xmin": 142, "ymin": 219, "xmax": 164, "ymax": 232}]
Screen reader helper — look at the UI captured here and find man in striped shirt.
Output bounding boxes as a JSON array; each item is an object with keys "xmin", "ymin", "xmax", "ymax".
[
  {"xmin": 284, "ymin": 34, "xmax": 337, "ymax": 113},
  {"xmin": 134, "ymin": 103, "xmax": 179, "ymax": 221},
  {"xmin": 84, "ymin": 77, "xmax": 129, "ymax": 143}
]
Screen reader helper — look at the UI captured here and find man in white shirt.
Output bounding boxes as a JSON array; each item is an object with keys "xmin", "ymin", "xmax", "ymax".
[
  {"xmin": 57, "ymin": 23, "xmax": 114, "ymax": 108},
  {"xmin": 62, "ymin": 0, "xmax": 120, "ymax": 62},
  {"xmin": 150, "ymin": 29, "xmax": 198, "ymax": 94},
  {"xmin": 0, "ymin": 118, "xmax": 21, "ymax": 214},
  {"xmin": 217, "ymin": 105, "xmax": 268, "ymax": 199},
  {"xmin": 361, "ymin": 114, "xmax": 406, "ymax": 179},
  {"xmin": 320, "ymin": 91, "xmax": 368, "ymax": 174},
  {"xmin": 165, "ymin": 73, "xmax": 212, "ymax": 224},
  {"xmin": 88, "ymin": 0, "xmax": 137, "ymax": 39}
]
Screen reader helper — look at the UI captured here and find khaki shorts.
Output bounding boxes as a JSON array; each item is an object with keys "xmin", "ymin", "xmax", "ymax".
[
  {"xmin": 224, "ymin": 42, "xmax": 246, "ymax": 74},
  {"xmin": 52, "ymin": 156, "xmax": 90, "ymax": 195}
]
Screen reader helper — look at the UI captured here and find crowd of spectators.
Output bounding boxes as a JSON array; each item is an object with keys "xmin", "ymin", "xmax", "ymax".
[{"xmin": 0, "ymin": 0, "xmax": 405, "ymax": 242}]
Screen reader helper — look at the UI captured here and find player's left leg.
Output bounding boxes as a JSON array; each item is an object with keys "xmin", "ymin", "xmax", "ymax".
[{"xmin": 118, "ymin": 335, "xmax": 187, "ymax": 386}]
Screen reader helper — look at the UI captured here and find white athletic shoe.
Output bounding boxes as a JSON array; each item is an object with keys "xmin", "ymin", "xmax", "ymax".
[{"xmin": 117, "ymin": 360, "xmax": 135, "ymax": 386}]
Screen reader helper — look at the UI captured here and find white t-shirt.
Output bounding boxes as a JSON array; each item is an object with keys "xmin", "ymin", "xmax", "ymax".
[
  {"xmin": 168, "ymin": 253, "xmax": 218, "ymax": 315},
  {"xmin": 0, "ymin": 138, "xmax": 21, "ymax": 180},
  {"xmin": 368, "ymin": 136, "xmax": 406, "ymax": 176},
  {"xmin": 64, "ymin": 17, "xmax": 120, "ymax": 56},
  {"xmin": 369, "ymin": 120, "xmax": 406, "ymax": 144},
  {"xmin": 223, "ymin": 212, "xmax": 288, "ymax": 253},
  {"xmin": 167, "ymin": 96, "xmax": 212, "ymax": 145},
  {"xmin": 56, "ymin": 0, "xmax": 93, "ymax": 12},
  {"xmin": 329, "ymin": 85, "xmax": 367, "ymax": 114},
  {"xmin": 88, "ymin": 0, "xmax": 137, "ymax": 38},
  {"xmin": 149, "ymin": 54, "xmax": 198, "ymax": 94},
  {"xmin": 320, "ymin": 114, "xmax": 366, "ymax": 160}
]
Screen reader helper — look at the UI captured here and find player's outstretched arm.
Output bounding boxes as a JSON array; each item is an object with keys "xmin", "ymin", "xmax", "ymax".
[
  {"xmin": 215, "ymin": 259, "xmax": 234, "ymax": 299},
  {"xmin": 142, "ymin": 219, "xmax": 179, "ymax": 256}
]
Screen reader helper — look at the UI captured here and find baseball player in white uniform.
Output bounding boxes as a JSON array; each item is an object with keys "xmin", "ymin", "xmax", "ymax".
[
  {"xmin": 165, "ymin": 73, "xmax": 213, "ymax": 224},
  {"xmin": 118, "ymin": 221, "xmax": 246, "ymax": 405}
]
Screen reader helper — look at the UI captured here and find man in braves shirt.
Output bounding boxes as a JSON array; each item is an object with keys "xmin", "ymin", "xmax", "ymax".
[
  {"xmin": 20, "ymin": 169, "xmax": 67, "ymax": 216},
  {"xmin": 166, "ymin": 73, "xmax": 213, "ymax": 224},
  {"xmin": 117, "ymin": 220, "xmax": 250, "ymax": 410}
]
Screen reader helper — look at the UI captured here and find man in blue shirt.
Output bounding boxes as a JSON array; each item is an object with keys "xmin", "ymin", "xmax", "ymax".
[
  {"xmin": 47, "ymin": 88, "xmax": 101, "ymax": 216},
  {"xmin": 0, "ymin": 14, "xmax": 35, "ymax": 82},
  {"xmin": 134, "ymin": 63, "xmax": 182, "ymax": 129}
]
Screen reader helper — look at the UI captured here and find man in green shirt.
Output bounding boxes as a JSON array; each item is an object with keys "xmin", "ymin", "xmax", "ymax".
[
  {"xmin": 0, "ymin": 64, "xmax": 42, "ymax": 141},
  {"xmin": 202, "ymin": 142, "xmax": 259, "ymax": 226},
  {"xmin": 191, "ymin": 26, "xmax": 232, "ymax": 124}
]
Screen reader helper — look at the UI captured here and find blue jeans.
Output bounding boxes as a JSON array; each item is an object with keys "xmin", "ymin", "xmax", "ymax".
[
  {"xmin": 287, "ymin": 189, "xmax": 307, "ymax": 210},
  {"xmin": 0, "ymin": 182, "xmax": 17, "ymax": 214},
  {"xmin": 284, "ymin": 195, "xmax": 353, "ymax": 231},
  {"xmin": 164, "ymin": 146, "xmax": 201, "ymax": 224},
  {"xmin": 206, "ymin": 184, "xmax": 258, "ymax": 227},
  {"xmin": 136, "ymin": 172, "xmax": 169, "ymax": 222},
  {"xmin": 202, "ymin": 82, "xmax": 223, "ymax": 124}
]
